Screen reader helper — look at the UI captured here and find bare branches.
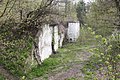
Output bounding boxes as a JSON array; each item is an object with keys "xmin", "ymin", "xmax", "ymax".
[
  {"xmin": 0, "ymin": 0, "xmax": 10, "ymax": 18},
  {"xmin": 27, "ymin": 0, "xmax": 54, "ymax": 18},
  {"xmin": 6, "ymin": 0, "xmax": 16, "ymax": 16},
  {"xmin": 0, "ymin": 0, "xmax": 17, "ymax": 19},
  {"xmin": 0, "ymin": 0, "xmax": 60, "ymax": 38}
]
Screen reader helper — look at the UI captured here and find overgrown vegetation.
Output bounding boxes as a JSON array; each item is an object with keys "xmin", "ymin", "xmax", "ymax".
[
  {"xmin": 0, "ymin": 0, "xmax": 78, "ymax": 79},
  {"xmin": 0, "ymin": 74, "xmax": 5, "ymax": 80},
  {"xmin": 0, "ymin": 0, "xmax": 120, "ymax": 79},
  {"xmin": 0, "ymin": 18, "xmax": 36, "ymax": 78},
  {"xmin": 79, "ymin": 0, "xmax": 120, "ymax": 79},
  {"xmin": 0, "ymin": 0, "xmax": 58, "ymax": 78},
  {"xmin": 83, "ymin": 31, "xmax": 120, "ymax": 80}
]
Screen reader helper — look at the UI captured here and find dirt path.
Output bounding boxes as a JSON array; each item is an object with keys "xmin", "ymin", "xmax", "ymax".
[
  {"xmin": 49, "ymin": 51, "xmax": 91, "ymax": 80},
  {"xmin": 34, "ymin": 49, "xmax": 93, "ymax": 80},
  {"xmin": 0, "ymin": 65, "xmax": 18, "ymax": 80}
]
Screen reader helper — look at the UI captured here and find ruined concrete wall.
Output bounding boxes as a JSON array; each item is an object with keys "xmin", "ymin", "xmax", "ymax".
[
  {"xmin": 37, "ymin": 24, "xmax": 59, "ymax": 62},
  {"xmin": 38, "ymin": 24, "xmax": 53, "ymax": 61},
  {"xmin": 53, "ymin": 26, "xmax": 59, "ymax": 51},
  {"xmin": 67, "ymin": 22, "xmax": 80, "ymax": 42},
  {"xmin": 27, "ymin": 21, "xmax": 81, "ymax": 67},
  {"xmin": 32, "ymin": 22, "xmax": 80, "ymax": 63},
  {"xmin": 59, "ymin": 33, "xmax": 65, "ymax": 48},
  {"xmin": 58, "ymin": 24, "xmax": 66, "ymax": 48}
]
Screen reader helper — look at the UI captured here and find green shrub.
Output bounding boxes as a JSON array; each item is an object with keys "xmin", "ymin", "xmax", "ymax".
[
  {"xmin": 83, "ymin": 31, "xmax": 120, "ymax": 80},
  {"xmin": 0, "ymin": 74, "xmax": 5, "ymax": 80},
  {"xmin": 78, "ymin": 27, "xmax": 96, "ymax": 45},
  {"xmin": 0, "ymin": 19, "xmax": 33, "ymax": 77}
]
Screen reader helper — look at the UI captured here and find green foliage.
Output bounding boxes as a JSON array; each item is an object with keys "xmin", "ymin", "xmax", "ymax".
[
  {"xmin": 0, "ymin": 74, "xmax": 5, "ymax": 80},
  {"xmin": 86, "ymin": 0, "xmax": 116, "ymax": 36},
  {"xmin": 79, "ymin": 27, "xmax": 96, "ymax": 45},
  {"xmin": 0, "ymin": 19, "xmax": 33, "ymax": 77},
  {"xmin": 76, "ymin": 0, "xmax": 86, "ymax": 25},
  {"xmin": 0, "ymin": 38, "xmax": 33, "ymax": 77},
  {"xmin": 66, "ymin": 77, "xmax": 77, "ymax": 80},
  {"xmin": 83, "ymin": 31, "xmax": 120, "ymax": 80},
  {"xmin": 83, "ymin": 2, "xmax": 120, "ymax": 79}
]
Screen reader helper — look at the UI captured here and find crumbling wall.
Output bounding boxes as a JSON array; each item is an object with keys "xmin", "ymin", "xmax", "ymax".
[
  {"xmin": 38, "ymin": 24, "xmax": 53, "ymax": 62},
  {"xmin": 67, "ymin": 22, "xmax": 80, "ymax": 42},
  {"xmin": 58, "ymin": 24, "xmax": 66, "ymax": 48},
  {"xmin": 33, "ymin": 22, "xmax": 80, "ymax": 63},
  {"xmin": 53, "ymin": 26, "xmax": 59, "ymax": 51}
]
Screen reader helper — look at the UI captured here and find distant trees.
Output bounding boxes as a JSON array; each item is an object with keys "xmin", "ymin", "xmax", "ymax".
[
  {"xmin": 76, "ymin": 0, "xmax": 86, "ymax": 26},
  {"xmin": 82, "ymin": 0, "xmax": 120, "ymax": 79},
  {"xmin": 85, "ymin": 0, "xmax": 119, "ymax": 36},
  {"xmin": 76, "ymin": 0, "xmax": 120, "ymax": 35}
]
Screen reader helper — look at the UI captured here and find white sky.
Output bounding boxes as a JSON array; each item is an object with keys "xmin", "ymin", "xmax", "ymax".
[
  {"xmin": 74, "ymin": 0, "xmax": 91, "ymax": 3},
  {"xmin": 84, "ymin": 0, "xmax": 91, "ymax": 3}
]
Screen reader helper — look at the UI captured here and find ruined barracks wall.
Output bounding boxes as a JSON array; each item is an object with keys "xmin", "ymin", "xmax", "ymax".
[
  {"xmin": 53, "ymin": 26, "xmax": 59, "ymax": 52},
  {"xmin": 38, "ymin": 24, "xmax": 53, "ymax": 61},
  {"xmin": 34, "ymin": 22, "xmax": 80, "ymax": 63},
  {"xmin": 36, "ymin": 24, "xmax": 59, "ymax": 62},
  {"xmin": 67, "ymin": 22, "xmax": 80, "ymax": 42}
]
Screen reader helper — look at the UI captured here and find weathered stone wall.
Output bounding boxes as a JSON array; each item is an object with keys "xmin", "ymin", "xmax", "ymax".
[
  {"xmin": 34, "ymin": 22, "xmax": 80, "ymax": 63},
  {"xmin": 58, "ymin": 24, "xmax": 66, "ymax": 48},
  {"xmin": 67, "ymin": 22, "xmax": 80, "ymax": 42},
  {"xmin": 53, "ymin": 26, "xmax": 59, "ymax": 51},
  {"xmin": 36, "ymin": 24, "xmax": 59, "ymax": 62},
  {"xmin": 38, "ymin": 24, "xmax": 53, "ymax": 61}
]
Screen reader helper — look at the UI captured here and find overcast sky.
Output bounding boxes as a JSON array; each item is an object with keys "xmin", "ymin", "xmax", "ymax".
[
  {"xmin": 74, "ymin": 0, "xmax": 92, "ymax": 3},
  {"xmin": 84, "ymin": 0, "xmax": 91, "ymax": 3}
]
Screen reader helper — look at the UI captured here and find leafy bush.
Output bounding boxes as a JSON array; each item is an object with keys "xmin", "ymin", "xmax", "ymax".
[
  {"xmin": 0, "ymin": 74, "xmax": 5, "ymax": 80},
  {"xmin": 83, "ymin": 31, "xmax": 120, "ymax": 80},
  {"xmin": 78, "ymin": 27, "xmax": 96, "ymax": 45},
  {"xmin": 0, "ymin": 19, "xmax": 33, "ymax": 77}
]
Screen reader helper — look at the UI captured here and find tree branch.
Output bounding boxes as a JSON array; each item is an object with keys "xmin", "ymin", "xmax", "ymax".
[{"xmin": 0, "ymin": 0, "xmax": 10, "ymax": 18}]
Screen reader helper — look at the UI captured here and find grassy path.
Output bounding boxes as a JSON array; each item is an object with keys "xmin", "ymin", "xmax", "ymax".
[
  {"xmin": 0, "ymin": 43, "xmax": 94, "ymax": 80},
  {"xmin": 32, "ymin": 42, "xmax": 95, "ymax": 80},
  {"xmin": 28, "ymin": 27, "xmax": 96, "ymax": 80}
]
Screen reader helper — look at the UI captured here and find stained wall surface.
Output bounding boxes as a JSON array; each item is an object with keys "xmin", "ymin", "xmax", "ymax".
[
  {"xmin": 67, "ymin": 22, "xmax": 80, "ymax": 42},
  {"xmin": 37, "ymin": 22, "xmax": 80, "ymax": 62},
  {"xmin": 38, "ymin": 24, "xmax": 53, "ymax": 61},
  {"xmin": 53, "ymin": 26, "xmax": 59, "ymax": 51}
]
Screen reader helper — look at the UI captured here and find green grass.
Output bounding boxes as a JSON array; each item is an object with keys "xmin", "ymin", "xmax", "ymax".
[
  {"xmin": 27, "ymin": 43, "xmax": 86, "ymax": 79},
  {"xmin": 27, "ymin": 57, "xmax": 61, "ymax": 79},
  {"xmin": 66, "ymin": 77, "xmax": 77, "ymax": 80},
  {"xmin": 27, "ymin": 45, "xmax": 80, "ymax": 79},
  {"xmin": 0, "ymin": 74, "xmax": 5, "ymax": 80},
  {"xmin": 27, "ymin": 44, "xmax": 93, "ymax": 79}
]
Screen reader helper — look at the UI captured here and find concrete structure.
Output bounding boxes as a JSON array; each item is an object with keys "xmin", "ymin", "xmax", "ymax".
[
  {"xmin": 50, "ymin": 25, "xmax": 59, "ymax": 52},
  {"xmin": 34, "ymin": 24, "xmax": 59, "ymax": 62},
  {"xmin": 58, "ymin": 24, "xmax": 66, "ymax": 48},
  {"xmin": 53, "ymin": 26, "xmax": 59, "ymax": 51},
  {"xmin": 38, "ymin": 24, "xmax": 53, "ymax": 61},
  {"xmin": 67, "ymin": 22, "xmax": 80, "ymax": 42},
  {"xmin": 33, "ymin": 22, "xmax": 80, "ymax": 63}
]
